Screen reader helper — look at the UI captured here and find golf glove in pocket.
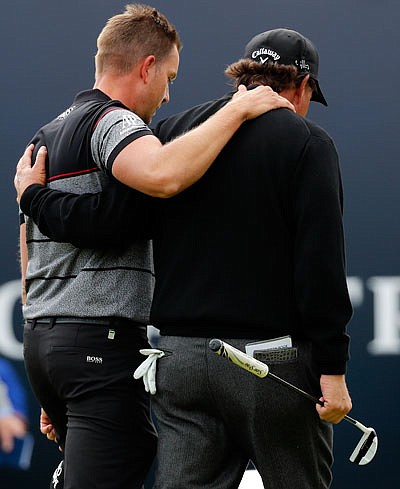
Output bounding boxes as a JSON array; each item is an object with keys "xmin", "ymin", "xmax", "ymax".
[{"xmin": 133, "ymin": 349, "xmax": 165, "ymax": 395}]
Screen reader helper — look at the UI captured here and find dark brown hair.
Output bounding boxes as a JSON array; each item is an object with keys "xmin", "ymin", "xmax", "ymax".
[
  {"xmin": 225, "ymin": 59, "xmax": 316, "ymax": 93},
  {"xmin": 95, "ymin": 4, "xmax": 182, "ymax": 76}
]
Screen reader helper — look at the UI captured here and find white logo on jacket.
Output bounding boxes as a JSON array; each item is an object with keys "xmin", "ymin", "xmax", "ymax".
[
  {"xmin": 120, "ymin": 113, "xmax": 145, "ymax": 135},
  {"xmin": 86, "ymin": 355, "xmax": 103, "ymax": 364}
]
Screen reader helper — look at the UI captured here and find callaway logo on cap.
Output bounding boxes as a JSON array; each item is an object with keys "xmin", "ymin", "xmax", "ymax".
[{"xmin": 243, "ymin": 28, "xmax": 328, "ymax": 106}]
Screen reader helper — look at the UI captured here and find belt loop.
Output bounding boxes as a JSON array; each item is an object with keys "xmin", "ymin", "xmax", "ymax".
[
  {"xmin": 49, "ymin": 317, "xmax": 57, "ymax": 329},
  {"xmin": 30, "ymin": 319, "xmax": 37, "ymax": 330}
]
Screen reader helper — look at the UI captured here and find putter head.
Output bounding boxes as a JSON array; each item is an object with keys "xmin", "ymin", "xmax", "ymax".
[{"xmin": 349, "ymin": 428, "xmax": 378, "ymax": 465}]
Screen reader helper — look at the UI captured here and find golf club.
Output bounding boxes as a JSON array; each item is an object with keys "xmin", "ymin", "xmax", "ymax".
[{"xmin": 209, "ymin": 338, "xmax": 378, "ymax": 466}]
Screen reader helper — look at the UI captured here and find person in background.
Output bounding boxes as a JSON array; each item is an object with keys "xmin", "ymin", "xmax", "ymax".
[{"xmin": 0, "ymin": 358, "xmax": 28, "ymax": 455}]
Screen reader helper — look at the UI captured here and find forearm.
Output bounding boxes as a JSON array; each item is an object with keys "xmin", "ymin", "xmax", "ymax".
[
  {"xmin": 153, "ymin": 103, "xmax": 246, "ymax": 195},
  {"xmin": 114, "ymin": 102, "xmax": 245, "ymax": 197},
  {"xmin": 295, "ymin": 232, "xmax": 351, "ymax": 373},
  {"xmin": 113, "ymin": 86, "xmax": 293, "ymax": 197},
  {"xmin": 20, "ymin": 183, "xmax": 154, "ymax": 248},
  {"xmin": 296, "ymin": 245, "xmax": 351, "ymax": 374}
]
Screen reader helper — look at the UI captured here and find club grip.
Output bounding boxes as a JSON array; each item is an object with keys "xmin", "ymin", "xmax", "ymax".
[
  {"xmin": 209, "ymin": 339, "xmax": 269, "ymax": 378},
  {"xmin": 209, "ymin": 338, "xmax": 224, "ymax": 352}
]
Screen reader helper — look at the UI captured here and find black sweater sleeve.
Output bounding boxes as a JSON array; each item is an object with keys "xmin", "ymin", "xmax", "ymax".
[
  {"xmin": 292, "ymin": 131, "xmax": 352, "ymax": 373},
  {"xmin": 20, "ymin": 181, "xmax": 154, "ymax": 249}
]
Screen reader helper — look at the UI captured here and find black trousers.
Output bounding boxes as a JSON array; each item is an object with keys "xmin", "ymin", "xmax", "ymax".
[{"xmin": 24, "ymin": 318, "xmax": 157, "ymax": 489}]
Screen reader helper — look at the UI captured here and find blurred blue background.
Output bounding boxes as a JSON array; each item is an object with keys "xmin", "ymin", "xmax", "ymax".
[{"xmin": 0, "ymin": 1, "xmax": 398, "ymax": 487}]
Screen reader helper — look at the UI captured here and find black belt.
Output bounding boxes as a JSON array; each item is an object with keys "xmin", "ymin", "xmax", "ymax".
[{"xmin": 26, "ymin": 317, "xmax": 146, "ymax": 329}]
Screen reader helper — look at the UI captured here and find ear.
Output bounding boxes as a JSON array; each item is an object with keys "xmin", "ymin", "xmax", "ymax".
[
  {"xmin": 294, "ymin": 74, "xmax": 310, "ymax": 104},
  {"xmin": 139, "ymin": 55, "xmax": 156, "ymax": 84}
]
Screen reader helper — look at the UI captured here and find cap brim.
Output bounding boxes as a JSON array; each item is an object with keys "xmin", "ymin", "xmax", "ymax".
[{"xmin": 311, "ymin": 78, "xmax": 328, "ymax": 106}]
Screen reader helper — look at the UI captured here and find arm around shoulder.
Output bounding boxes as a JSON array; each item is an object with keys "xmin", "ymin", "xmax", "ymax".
[
  {"xmin": 112, "ymin": 86, "xmax": 294, "ymax": 197},
  {"xmin": 20, "ymin": 182, "xmax": 153, "ymax": 248}
]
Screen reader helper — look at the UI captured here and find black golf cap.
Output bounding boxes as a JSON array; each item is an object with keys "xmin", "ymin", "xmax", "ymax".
[{"xmin": 244, "ymin": 28, "xmax": 328, "ymax": 106}]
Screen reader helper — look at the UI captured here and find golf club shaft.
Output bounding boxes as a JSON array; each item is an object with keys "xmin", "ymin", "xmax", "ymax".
[
  {"xmin": 267, "ymin": 371, "xmax": 359, "ymax": 427},
  {"xmin": 210, "ymin": 339, "xmax": 360, "ymax": 429}
]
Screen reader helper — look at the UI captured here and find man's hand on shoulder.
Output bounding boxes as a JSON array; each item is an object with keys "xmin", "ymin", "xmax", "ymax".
[
  {"xmin": 15, "ymin": 144, "xmax": 47, "ymax": 204},
  {"xmin": 228, "ymin": 84, "xmax": 295, "ymax": 121}
]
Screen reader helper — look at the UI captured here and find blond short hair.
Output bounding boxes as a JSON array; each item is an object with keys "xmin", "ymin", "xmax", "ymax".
[{"xmin": 95, "ymin": 3, "xmax": 182, "ymax": 77}]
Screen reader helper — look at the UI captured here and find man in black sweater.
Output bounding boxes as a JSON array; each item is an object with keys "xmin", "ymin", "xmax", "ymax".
[{"xmin": 16, "ymin": 28, "xmax": 352, "ymax": 489}]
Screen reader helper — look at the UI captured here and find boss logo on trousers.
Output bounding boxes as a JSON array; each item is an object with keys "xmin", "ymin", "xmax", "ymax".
[{"xmin": 86, "ymin": 355, "xmax": 103, "ymax": 364}]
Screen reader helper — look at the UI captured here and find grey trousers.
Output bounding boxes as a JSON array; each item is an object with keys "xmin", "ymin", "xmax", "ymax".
[{"xmin": 152, "ymin": 336, "xmax": 333, "ymax": 489}]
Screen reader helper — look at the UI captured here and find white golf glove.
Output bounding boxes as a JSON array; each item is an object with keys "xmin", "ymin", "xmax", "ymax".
[{"xmin": 133, "ymin": 349, "xmax": 165, "ymax": 395}]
